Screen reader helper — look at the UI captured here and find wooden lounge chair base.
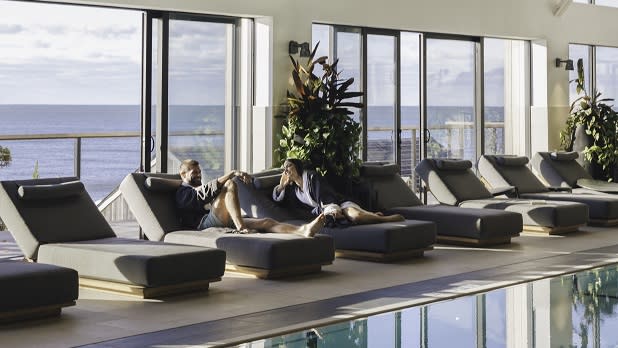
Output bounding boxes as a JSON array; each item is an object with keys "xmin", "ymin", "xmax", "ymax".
[
  {"xmin": 225, "ymin": 262, "xmax": 331, "ymax": 279},
  {"xmin": 437, "ymin": 235, "xmax": 514, "ymax": 247},
  {"xmin": 335, "ymin": 246, "xmax": 433, "ymax": 262},
  {"xmin": 588, "ymin": 218, "xmax": 618, "ymax": 227},
  {"xmin": 79, "ymin": 277, "xmax": 219, "ymax": 299},
  {"xmin": 0, "ymin": 301, "xmax": 75, "ymax": 324},
  {"xmin": 522, "ymin": 224, "xmax": 582, "ymax": 235}
]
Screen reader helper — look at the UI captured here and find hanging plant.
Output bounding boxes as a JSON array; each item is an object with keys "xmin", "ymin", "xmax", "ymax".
[
  {"xmin": 560, "ymin": 59, "xmax": 618, "ymax": 181},
  {"xmin": 278, "ymin": 43, "xmax": 364, "ymax": 179}
]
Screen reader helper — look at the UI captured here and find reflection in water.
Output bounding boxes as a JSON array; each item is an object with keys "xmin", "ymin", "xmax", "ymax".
[{"xmin": 239, "ymin": 264, "xmax": 618, "ymax": 347}]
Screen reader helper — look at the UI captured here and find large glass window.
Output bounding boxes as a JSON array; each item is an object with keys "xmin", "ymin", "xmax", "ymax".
[
  {"xmin": 568, "ymin": 44, "xmax": 590, "ymax": 103},
  {"xmin": 167, "ymin": 18, "xmax": 234, "ymax": 180},
  {"xmin": 0, "ymin": 1, "xmax": 141, "ymax": 202},
  {"xmin": 596, "ymin": 46, "xmax": 618, "ymax": 104}
]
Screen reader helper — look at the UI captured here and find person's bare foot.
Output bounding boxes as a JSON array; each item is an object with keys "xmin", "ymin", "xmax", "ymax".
[
  {"xmin": 383, "ymin": 214, "xmax": 405, "ymax": 222},
  {"xmin": 299, "ymin": 213, "xmax": 326, "ymax": 237}
]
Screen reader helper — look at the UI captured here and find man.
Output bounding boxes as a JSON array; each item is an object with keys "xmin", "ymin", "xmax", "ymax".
[{"xmin": 176, "ymin": 159, "xmax": 324, "ymax": 237}]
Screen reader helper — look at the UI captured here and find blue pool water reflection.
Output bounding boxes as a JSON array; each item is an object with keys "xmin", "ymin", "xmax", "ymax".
[{"xmin": 239, "ymin": 264, "xmax": 618, "ymax": 347}]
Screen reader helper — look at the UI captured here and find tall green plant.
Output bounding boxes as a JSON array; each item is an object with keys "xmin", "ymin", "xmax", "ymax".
[
  {"xmin": 0, "ymin": 145, "xmax": 11, "ymax": 168},
  {"xmin": 278, "ymin": 43, "xmax": 364, "ymax": 179},
  {"xmin": 560, "ymin": 59, "xmax": 618, "ymax": 181}
]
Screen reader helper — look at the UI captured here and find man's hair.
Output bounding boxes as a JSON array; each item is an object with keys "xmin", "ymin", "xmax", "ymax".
[
  {"xmin": 179, "ymin": 159, "xmax": 199, "ymax": 174},
  {"xmin": 285, "ymin": 158, "xmax": 304, "ymax": 176}
]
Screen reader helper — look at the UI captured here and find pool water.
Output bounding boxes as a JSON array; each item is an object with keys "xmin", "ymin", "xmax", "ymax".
[{"xmin": 238, "ymin": 264, "xmax": 618, "ymax": 347}]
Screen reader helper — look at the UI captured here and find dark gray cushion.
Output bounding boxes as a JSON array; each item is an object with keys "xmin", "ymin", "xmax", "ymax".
[
  {"xmin": 385, "ymin": 205, "xmax": 522, "ymax": 240},
  {"xmin": 479, "ymin": 155, "xmax": 549, "ymax": 194},
  {"xmin": 416, "ymin": 159, "xmax": 492, "ymax": 205},
  {"xmin": 38, "ymin": 237, "xmax": 226, "ymax": 287},
  {"xmin": 253, "ymin": 174, "xmax": 282, "ymax": 191},
  {"xmin": 0, "ymin": 177, "xmax": 117, "ymax": 260},
  {"xmin": 360, "ymin": 163, "xmax": 400, "ymax": 176},
  {"xmin": 360, "ymin": 163, "xmax": 423, "ymax": 210},
  {"xmin": 532, "ymin": 152, "xmax": 592, "ymax": 188},
  {"xmin": 145, "ymin": 177, "xmax": 182, "ymax": 193},
  {"xmin": 120, "ymin": 173, "xmax": 184, "ymax": 241},
  {"xmin": 216, "ymin": 234, "xmax": 334, "ymax": 269},
  {"xmin": 496, "ymin": 156, "xmax": 529, "ymax": 166},
  {"xmin": 0, "ymin": 261, "xmax": 78, "ymax": 311},
  {"xmin": 435, "ymin": 159, "xmax": 472, "ymax": 171},
  {"xmin": 320, "ymin": 220, "xmax": 436, "ymax": 253},
  {"xmin": 519, "ymin": 192, "xmax": 618, "ymax": 220},
  {"xmin": 234, "ymin": 177, "xmax": 302, "ymax": 221},
  {"xmin": 18, "ymin": 181, "xmax": 85, "ymax": 201},
  {"xmin": 550, "ymin": 151, "xmax": 579, "ymax": 161},
  {"xmin": 459, "ymin": 198, "xmax": 589, "ymax": 228}
]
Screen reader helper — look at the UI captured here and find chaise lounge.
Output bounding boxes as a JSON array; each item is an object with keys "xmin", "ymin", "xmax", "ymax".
[
  {"xmin": 478, "ymin": 155, "xmax": 618, "ymax": 226},
  {"xmin": 235, "ymin": 169, "xmax": 437, "ymax": 262},
  {"xmin": 120, "ymin": 173, "xmax": 335, "ymax": 279},
  {"xmin": 416, "ymin": 158, "xmax": 589, "ymax": 234},
  {"xmin": 531, "ymin": 151, "xmax": 618, "ymax": 194},
  {"xmin": 0, "ymin": 260, "xmax": 77, "ymax": 323},
  {"xmin": 0, "ymin": 177, "xmax": 226, "ymax": 298},
  {"xmin": 358, "ymin": 162, "xmax": 522, "ymax": 246}
]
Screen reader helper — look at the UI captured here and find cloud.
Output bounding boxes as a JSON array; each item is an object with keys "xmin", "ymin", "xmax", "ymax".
[
  {"xmin": 0, "ymin": 24, "xmax": 24, "ymax": 34},
  {"xmin": 85, "ymin": 26, "xmax": 137, "ymax": 39}
]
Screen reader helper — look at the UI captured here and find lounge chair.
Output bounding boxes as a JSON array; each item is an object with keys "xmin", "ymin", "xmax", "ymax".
[
  {"xmin": 479, "ymin": 155, "xmax": 618, "ymax": 226},
  {"xmin": 0, "ymin": 177, "xmax": 226, "ymax": 298},
  {"xmin": 358, "ymin": 162, "xmax": 522, "ymax": 246},
  {"xmin": 236, "ymin": 169, "xmax": 437, "ymax": 262},
  {"xmin": 119, "ymin": 173, "xmax": 335, "ymax": 279},
  {"xmin": 531, "ymin": 151, "xmax": 618, "ymax": 194},
  {"xmin": 416, "ymin": 158, "xmax": 589, "ymax": 234},
  {"xmin": 0, "ymin": 261, "xmax": 77, "ymax": 323}
]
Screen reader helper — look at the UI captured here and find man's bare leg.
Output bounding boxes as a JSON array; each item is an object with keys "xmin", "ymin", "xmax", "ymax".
[
  {"xmin": 342, "ymin": 206, "xmax": 404, "ymax": 225},
  {"xmin": 210, "ymin": 180, "xmax": 251, "ymax": 231},
  {"xmin": 244, "ymin": 214, "xmax": 326, "ymax": 237}
]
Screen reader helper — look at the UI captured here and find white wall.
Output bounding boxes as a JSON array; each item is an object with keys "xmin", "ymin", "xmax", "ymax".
[{"xmin": 54, "ymin": 0, "xmax": 618, "ymax": 153}]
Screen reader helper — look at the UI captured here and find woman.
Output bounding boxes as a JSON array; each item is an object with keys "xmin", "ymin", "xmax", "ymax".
[{"xmin": 272, "ymin": 158, "xmax": 404, "ymax": 225}]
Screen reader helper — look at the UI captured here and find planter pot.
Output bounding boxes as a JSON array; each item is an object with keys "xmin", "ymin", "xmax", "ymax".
[{"xmin": 572, "ymin": 125, "xmax": 606, "ymax": 180}]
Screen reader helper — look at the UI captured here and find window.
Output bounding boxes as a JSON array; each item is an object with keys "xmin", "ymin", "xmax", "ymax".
[{"xmin": 569, "ymin": 44, "xmax": 618, "ymax": 110}]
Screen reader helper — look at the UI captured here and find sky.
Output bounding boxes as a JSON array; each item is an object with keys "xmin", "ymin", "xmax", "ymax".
[{"xmin": 0, "ymin": 1, "xmax": 228, "ymax": 105}]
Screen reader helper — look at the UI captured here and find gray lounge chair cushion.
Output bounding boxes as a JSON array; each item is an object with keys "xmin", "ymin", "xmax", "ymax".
[
  {"xmin": 38, "ymin": 237, "xmax": 226, "ymax": 286},
  {"xmin": 531, "ymin": 152, "xmax": 593, "ymax": 188},
  {"xmin": 18, "ymin": 181, "xmax": 85, "ymax": 201},
  {"xmin": 120, "ymin": 173, "xmax": 334, "ymax": 272},
  {"xmin": 164, "ymin": 229, "xmax": 333, "ymax": 269},
  {"xmin": 459, "ymin": 199, "xmax": 588, "ymax": 228},
  {"xmin": 0, "ymin": 261, "xmax": 78, "ymax": 312},
  {"xmin": 360, "ymin": 162, "xmax": 522, "ymax": 240},
  {"xmin": 359, "ymin": 163, "xmax": 423, "ymax": 210},
  {"xmin": 415, "ymin": 159, "xmax": 492, "ymax": 205},
  {"xmin": 478, "ymin": 155, "xmax": 549, "ymax": 194},
  {"xmin": 518, "ymin": 192, "xmax": 618, "ymax": 220},
  {"xmin": 319, "ymin": 220, "xmax": 436, "ymax": 253},
  {"xmin": 0, "ymin": 177, "xmax": 117, "ymax": 260},
  {"xmin": 576, "ymin": 178, "xmax": 618, "ymax": 193},
  {"xmin": 145, "ymin": 177, "xmax": 182, "ymax": 193},
  {"xmin": 385, "ymin": 205, "xmax": 522, "ymax": 240}
]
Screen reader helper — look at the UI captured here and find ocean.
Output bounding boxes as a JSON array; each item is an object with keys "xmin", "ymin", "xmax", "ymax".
[{"xmin": 0, "ymin": 104, "xmax": 503, "ymax": 201}]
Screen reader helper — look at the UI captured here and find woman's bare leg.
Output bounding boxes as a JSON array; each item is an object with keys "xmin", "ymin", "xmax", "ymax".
[
  {"xmin": 342, "ymin": 206, "xmax": 404, "ymax": 225},
  {"xmin": 243, "ymin": 214, "xmax": 326, "ymax": 237}
]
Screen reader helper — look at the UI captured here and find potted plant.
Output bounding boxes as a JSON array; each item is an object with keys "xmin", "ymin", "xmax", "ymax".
[
  {"xmin": 0, "ymin": 145, "xmax": 10, "ymax": 230},
  {"xmin": 278, "ymin": 43, "xmax": 364, "ymax": 183},
  {"xmin": 560, "ymin": 59, "xmax": 618, "ymax": 181}
]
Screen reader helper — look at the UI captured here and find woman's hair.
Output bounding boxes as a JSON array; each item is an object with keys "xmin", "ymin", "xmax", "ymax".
[{"xmin": 285, "ymin": 158, "xmax": 304, "ymax": 176}]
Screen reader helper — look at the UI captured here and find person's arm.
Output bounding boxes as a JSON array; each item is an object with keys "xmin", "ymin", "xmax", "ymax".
[
  {"xmin": 272, "ymin": 173, "xmax": 290, "ymax": 201},
  {"xmin": 216, "ymin": 170, "xmax": 251, "ymax": 186}
]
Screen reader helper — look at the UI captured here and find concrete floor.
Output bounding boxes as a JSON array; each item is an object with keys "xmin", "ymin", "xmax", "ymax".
[{"xmin": 2, "ymin": 223, "xmax": 618, "ymax": 347}]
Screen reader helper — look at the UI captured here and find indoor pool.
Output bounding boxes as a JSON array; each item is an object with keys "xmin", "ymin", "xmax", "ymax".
[{"xmin": 238, "ymin": 263, "xmax": 618, "ymax": 347}]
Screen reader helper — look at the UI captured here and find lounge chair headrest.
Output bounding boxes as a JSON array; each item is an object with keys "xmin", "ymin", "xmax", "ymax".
[
  {"xmin": 435, "ymin": 159, "xmax": 472, "ymax": 171},
  {"xmin": 253, "ymin": 174, "xmax": 281, "ymax": 190},
  {"xmin": 18, "ymin": 181, "xmax": 85, "ymax": 201},
  {"xmin": 496, "ymin": 156, "xmax": 528, "ymax": 166},
  {"xmin": 360, "ymin": 163, "xmax": 400, "ymax": 176},
  {"xmin": 550, "ymin": 151, "xmax": 579, "ymax": 161},
  {"xmin": 145, "ymin": 177, "xmax": 181, "ymax": 193}
]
